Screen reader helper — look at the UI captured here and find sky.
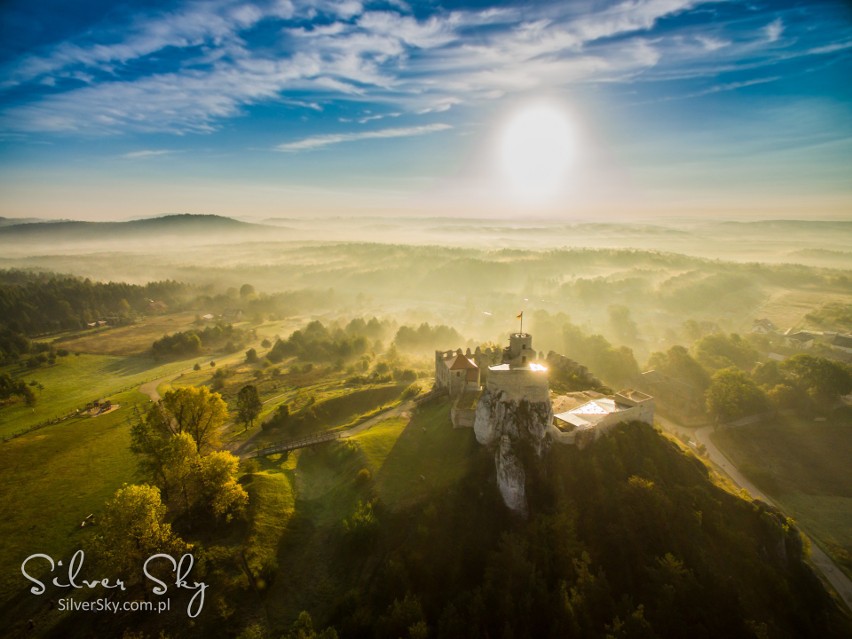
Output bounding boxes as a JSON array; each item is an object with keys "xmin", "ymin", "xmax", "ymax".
[{"xmin": 0, "ymin": 0, "xmax": 851, "ymax": 221}]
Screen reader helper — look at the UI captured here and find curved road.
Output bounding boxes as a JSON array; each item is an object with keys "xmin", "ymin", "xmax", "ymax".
[{"xmin": 656, "ymin": 415, "xmax": 852, "ymax": 612}]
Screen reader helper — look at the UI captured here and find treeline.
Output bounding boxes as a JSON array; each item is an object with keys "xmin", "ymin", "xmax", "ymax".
[
  {"xmin": 0, "ymin": 269, "xmax": 189, "ymax": 335},
  {"xmin": 195, "ymin": 286, "xmax": 338, "ymax": 321},
  {"xmin": 0, "ymin": 324, "xmax": 70, "ymax": 369},
  {"xmin": 267, "ymin": 320, "xmax": 371, "ymax": 363},
  {"xmin": 393, "ymin": 323, "xmax": 463, "ymax": 353},
  {"xmin": 151, "ymin": 323, "xmax": 247, "ymax": 359},
  {"xmin": 646, "ymin": 334, "xmax": 852, "ymax": 422}
]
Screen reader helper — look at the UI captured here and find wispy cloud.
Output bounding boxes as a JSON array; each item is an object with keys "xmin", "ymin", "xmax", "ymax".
[
  {"xmin": 121, "ymin": 149, "xmax": 177, "ymax": 159},
  {"xmin": 276, "ymin": 123, "xmax": 451, "ymax": 151},
  {"xmin": 638, "ymin": 76, "xmax": 782, "ymax": 104},
  {"xmin": 0, "ymin": 0, "xmax": 848, "ymax": 136},
  {"xmin": 764, "ymin": 18, "xmax": 783, "ymax": 43}
]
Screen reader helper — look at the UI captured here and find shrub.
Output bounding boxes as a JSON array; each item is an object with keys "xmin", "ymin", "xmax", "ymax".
[{"xmin": 401, "ymin": 383, "xmax": 421, "ymax": 400}]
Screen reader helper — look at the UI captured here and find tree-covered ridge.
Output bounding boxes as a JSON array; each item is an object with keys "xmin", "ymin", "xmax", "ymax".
[
  {"xmin": 325, "ymin": 423, "xmax": 849, "ymax": 639},
  {"xmin": 0, "ymin": 269, "xmax": 189, "ymax": 335}
]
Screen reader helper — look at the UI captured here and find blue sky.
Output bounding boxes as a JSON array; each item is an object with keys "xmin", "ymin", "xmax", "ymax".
[{"xmin": 0, "ymin": 0, "xmax": 850, "ymax": 220}]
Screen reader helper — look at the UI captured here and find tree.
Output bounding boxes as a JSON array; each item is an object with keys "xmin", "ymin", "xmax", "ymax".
[
  {"xmin": 239, "ymin": 283, "xmax": 256, "ymax": 299},
  {"xmin": 0, "ymin": 372, "xmax": 36, "ymax": 406},
  {"xmin": 781, "ymin": 354, "xmax": 852, "ymax": 403},
  {"xmin": 195, "ymin": 451, "xmax": 249, "ymax": 522},
  {"xmin": 131, "ymin": 413, "xmax": 246, "ymax": 522},
  {"xmin": 647, "ymin": 345, "xmax": 710, "ymax": 391},
  {"xmin": 89, "ymin": 484, "xmax": 188, "ymax": 586},
  {"xmin": 751, "ymin": 360, "xmax": 784, "ymax": 389},
  {"xmin": 237, "ymin": 385, "xmax": 263, "ymax": 431},
  {"xmin": 160, "ymin": 386, "xmax": 227, "ymax": 453},
  {"xmin": 245, "ymin": 347, "xmax": 259, "ymax": 364},
  {"xmin": 705, "ymin": 368, "xmax": 768, "ymax": 423},
  {"xmin": 286, "ymin": 611, "xmax": 338, "ymax": 639},
  {"xmin": 608, "ymin": 304, "xmax": 639, "ymax": 344},
  {"xmin": 693, "ymin": 333, "xmax": 759, "ymax": 372}
]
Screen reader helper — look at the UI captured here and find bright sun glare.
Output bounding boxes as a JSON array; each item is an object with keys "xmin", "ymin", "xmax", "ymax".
[{"xmin": 499, "ymin": 103, "xmax": 575, "ymax": 205}]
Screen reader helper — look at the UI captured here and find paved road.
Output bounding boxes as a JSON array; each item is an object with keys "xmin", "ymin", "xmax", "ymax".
[{"xmin": 655, "ymin": 415, "xmax": 852, "ymax": 612}]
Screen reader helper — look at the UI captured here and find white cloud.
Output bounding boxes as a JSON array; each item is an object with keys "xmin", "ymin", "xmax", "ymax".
[
  {"xmin": 696, "ymin": 35, "xmax": 729, "ymax": 51},
  {"xmin": 121, "ymin": 149, "xmax": 177, "ymax": 159},
  {"xmin": 275, "ymin": 122, "xmax": 451, "ymax": 151},
  {"xmin": 764, "ymin": 18, "xmax": 783, "ymax": 43},
  {"xmin": 358, "ymin": 112, "xmax": 401, "ymax": 123},
  {"xmin": 1, "ymin": 0, "xmax": 295, "ymax": 88},
  {"xmin": 1, "ymin": 0, "xmax": 837, "ymax": 136}
]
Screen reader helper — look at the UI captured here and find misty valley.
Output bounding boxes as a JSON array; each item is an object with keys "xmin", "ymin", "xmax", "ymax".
[{"xmin": 0, "ymin": 215, "xmax": 850, "ymax": 638}]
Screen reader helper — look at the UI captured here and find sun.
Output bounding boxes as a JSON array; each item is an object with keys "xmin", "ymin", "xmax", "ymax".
[{"xmin": 499, "ymin": 102, "xmax": 575, "ymax": 205}]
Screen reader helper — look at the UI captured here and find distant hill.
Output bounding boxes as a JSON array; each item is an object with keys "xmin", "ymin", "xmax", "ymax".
[
  {"xmin": 0, "ymin": 216, "xmax": 49, "ymax": 227},
  {"xmin": 0, "ymin": 214, "xmax": 277, "ymax": 242},
  {"xmin": 716, "ymin": 220, "xmax": 852, "ymax": 233}
]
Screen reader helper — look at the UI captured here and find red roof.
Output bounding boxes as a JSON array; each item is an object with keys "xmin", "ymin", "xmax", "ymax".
[{"xmin": 447, "ymin": 353, "xmax": 478, "ymax": 370}]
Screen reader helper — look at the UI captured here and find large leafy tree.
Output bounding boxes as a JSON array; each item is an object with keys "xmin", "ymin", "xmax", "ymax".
[
  {"xmin": 781, "ymin": 354, "xmax": 852, "ymax": 403},
  {"xmin": 159, "ymin": 386, "xmax": 227, "ymax": 453},
  {"xmin": 89, "ymin": 484, "xmax": 188, "ymax": 586},
  {"xmin": 705, "ymin": 367, "xmax": 768, "ymax": 423},
  {"xmin": 647, "ymin": 345, "xmax": 710, "ymax": 391},
  {"xmin": 237, "ymin": 384, "xmax": 263, "ymax": 431},
  {"xmin": 131, "ymin": 388, "xmax": 247, "ymax": 523}
]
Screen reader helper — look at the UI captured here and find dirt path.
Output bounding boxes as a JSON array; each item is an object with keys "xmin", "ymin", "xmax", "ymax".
[
  {"xmin": 139, "ymin": 377, "xmax": 164, "ymax": 402},
  {"xmin": 339, "ymin": 399, "xmax": 414, "ymax": 439},
  {"xmin": 655, "ymin": 415, "xmax": 852, "ymax": 612},
  {"xmin": 233, "ymin": 399, "xmax": 416, "ymax": 457}
]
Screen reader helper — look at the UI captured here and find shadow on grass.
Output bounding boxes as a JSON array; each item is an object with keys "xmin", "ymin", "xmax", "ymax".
[
  {"xmin": 101, "ymin": 354, "xmax": 160, "ymax": 377},
  {"xmin": 373, "ymin": 398, "xmax": 478, "ymax": 510}
]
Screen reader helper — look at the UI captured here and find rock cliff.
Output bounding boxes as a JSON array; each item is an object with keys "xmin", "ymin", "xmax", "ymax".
[{"xmin": 473, "ymin": 389, "xmax": 552, "ymax": 515}]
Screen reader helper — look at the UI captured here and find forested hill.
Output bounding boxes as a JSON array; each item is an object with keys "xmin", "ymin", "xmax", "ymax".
[
  {"xmin": 320, "ymin": 421, "xmax": 850, "ymax": 639},
  {"xmin": 0, "ymin": 270, "xmax": 189, "ymax": 336},
  {"xmin": 0, "ymin": 214, "xmax": 273, "ymax": 242}
]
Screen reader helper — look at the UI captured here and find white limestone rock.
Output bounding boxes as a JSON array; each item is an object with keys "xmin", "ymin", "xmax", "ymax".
[
  {"xmin": 473, "ymin": 389, "xmax": 552, "ymax": 514},
  {"xmin": 495, "ymin": 435, "xmax": 527, "ymax": 516}
]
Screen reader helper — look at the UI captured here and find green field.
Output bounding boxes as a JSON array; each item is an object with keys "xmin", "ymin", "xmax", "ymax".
[
  {"xmin": 357, "ymin": 399, "xmax": 477, "ymax": 509},
  {"xmin": 0, "ymin": 353, "xmax": 203, "ymax": 439},
  {"xmin": 0, "ymin": 389, "xmax": 145, "ymax": 614},
  {"xmin": 711, "ymin": 410, "xmax": 852, "ymax": 579},
  {"xmin": 52, "ymin": 312, "xmax": 201, "ymax": 356}
]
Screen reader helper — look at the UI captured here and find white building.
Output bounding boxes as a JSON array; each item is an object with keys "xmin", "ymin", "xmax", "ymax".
[{"xmin": 550, "ymin": 388, "xmax": 654, "ymax": 448}]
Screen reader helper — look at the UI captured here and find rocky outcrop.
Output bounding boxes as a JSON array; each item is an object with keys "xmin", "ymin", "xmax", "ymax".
[{"xmin": 474, "ymin": 389, "xmax": 552, "ymax": 515}]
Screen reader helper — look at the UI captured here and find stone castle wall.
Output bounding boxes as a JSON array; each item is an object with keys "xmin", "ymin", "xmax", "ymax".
[{"xmin": 486, "ymin": 368, "xmax": 549, "ymax": 403}]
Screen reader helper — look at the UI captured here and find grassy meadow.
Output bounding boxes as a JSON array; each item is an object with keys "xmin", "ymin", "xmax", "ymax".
[
  {"xmin": 711, "ymin": 410, "xmax": 852, "ymax": 579},
  {"xmin": 0, "ymin": 389, "xmax": 144, "ymax": 609},
  {"xmin": 0, "ymin": 353, "xmax": 204, "ymax": 439},
  {"xmin": 52, "ymin": 312, "xmax": 201, "ymax": 356}
]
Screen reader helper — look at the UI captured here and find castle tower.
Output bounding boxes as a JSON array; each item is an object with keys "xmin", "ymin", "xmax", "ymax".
[
  {"xmin": 503, "ymin": 333, "xmax": 537, "ymax": 368},
  {"xmin": 486, "ymin": 331, "xmax": 549, "ymax": 402}
]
